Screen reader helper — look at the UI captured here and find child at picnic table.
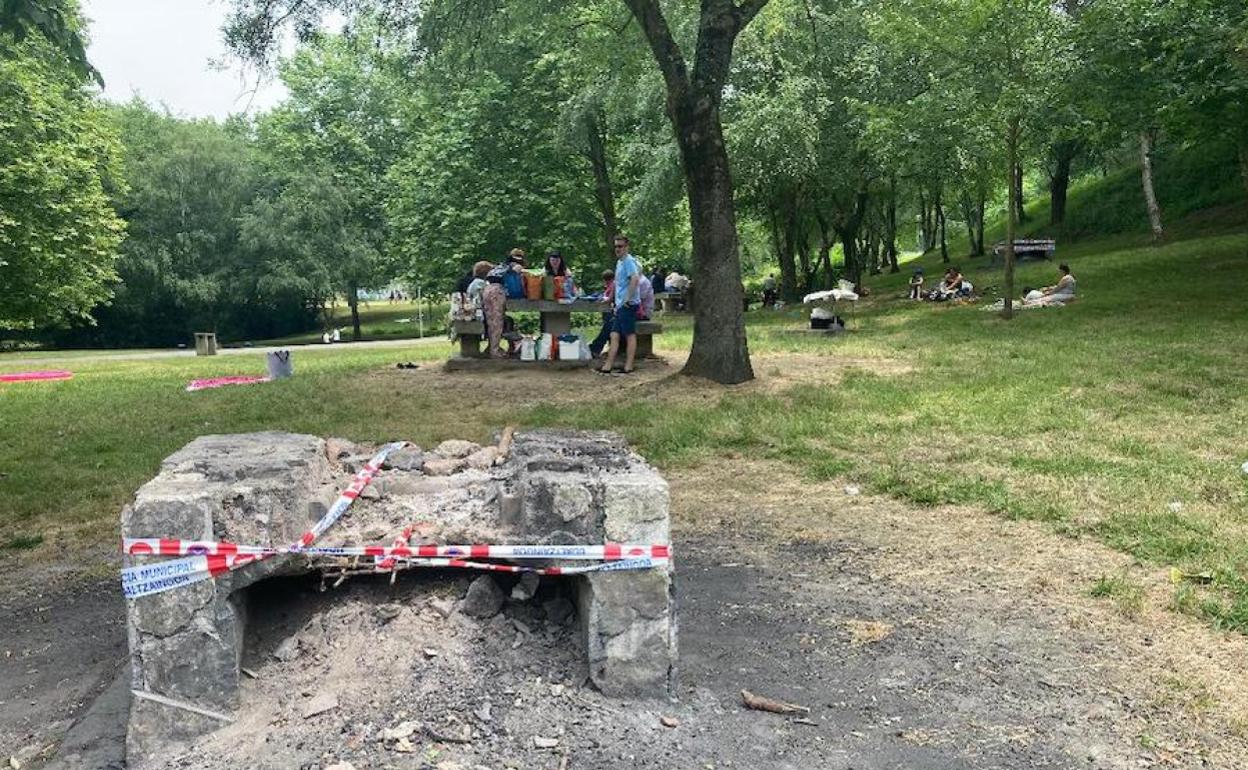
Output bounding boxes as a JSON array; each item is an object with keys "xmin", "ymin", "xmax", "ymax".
[{"xmin": 589, "ymin": 269, "xmax": 615, "ymax": 358}]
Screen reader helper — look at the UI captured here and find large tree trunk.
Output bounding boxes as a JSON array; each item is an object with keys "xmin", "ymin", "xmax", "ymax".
[
  {"xmin": 625, "ymin": 0, "xmax": 767, "ymax": 384},
  {"xmin": 1139, "ymin": 130, "xmax": 1164, "ymax": 242},
  {"xmin": 769, "ymin": 205, "xmax": 798, "ymax": 303},
  {"xmin": 935, "ymin": 184, "xmax": 949, "ymax": 263},
  {"xmin": 1003, "ymin": 117, "xmax": 1021, "ymax": 320},
  {"xmin": 1013, "ymin": 161, "xmax": 1027, "ymax": 224},
  {"xmin": 885, "ymin": 183, "xmax": 899, "ymax": 272},
  {"xmin": 678, "ymin": 123, "xmax": 753, "ymax": 381},
  {"xmin": 584, "ymin": 108, "xmax": 618, "ymax": 257},
  {"xmin": 1239, "ymin": 139, "xmax": 1248, "ymax": 221},
  {"xmin": 1048, "ymin": 140, "xmax": 1077, "ymax": 228},
  {"xmin": 347, "ymin": 282, "xmax": 362, "ymax": 340}
]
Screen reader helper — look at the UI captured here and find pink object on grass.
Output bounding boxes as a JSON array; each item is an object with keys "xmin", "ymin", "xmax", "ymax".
[
  {"xmin": 0, "ymin": 370, "xmax": 73, "ymax": 383},
  {"xmin": 185, "ymin": 376, "xmax": 271, "ymax": 392}
]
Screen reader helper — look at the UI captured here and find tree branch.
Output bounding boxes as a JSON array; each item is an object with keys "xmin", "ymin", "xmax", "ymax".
[
  {"xmin": 622, "ymin": 0, "xmax": 690, "ymax": 98},
  {"xmin": 736, "ymin": 0, "xmax": 771, "ymax": 28}
]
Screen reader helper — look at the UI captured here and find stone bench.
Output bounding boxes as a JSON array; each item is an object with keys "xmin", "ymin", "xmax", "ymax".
[
  {"xmin": 450, "ymin": 319, "xmax": 485, "ymax": 358},
  {"xmin": 635, "ymin": 320, "xmax": 663, "ymax": 359},
  {"xmin": 449, "ymin": 319, "xmax": 664, "ymax": 362},
  {"xmin": 121, "ymin": 430, "xmax": 675, "ymax": 763}
]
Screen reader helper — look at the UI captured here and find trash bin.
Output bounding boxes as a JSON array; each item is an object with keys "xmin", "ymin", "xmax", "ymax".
[
  {"xmin": 194, "ymin": 332, "xmax": 218, "ymax": 356},
  {"xmin": 266, "ymin": 350, "xmax": 293, "ymax": 379}
]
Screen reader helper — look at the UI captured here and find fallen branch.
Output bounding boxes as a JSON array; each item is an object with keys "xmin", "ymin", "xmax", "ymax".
[
  {"xmin": 741, "ymin": 689, "xmax": 810, "ymax": 715},
  {"xmin": 131, "ymin": 689, "xmax": 234, "ymax": 723}
]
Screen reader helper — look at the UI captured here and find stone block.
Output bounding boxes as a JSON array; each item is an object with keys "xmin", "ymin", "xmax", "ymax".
[
  {"xmin": 602, "ymin": 471, "xmax": 670, "ymax": 545},
  {"xmin": 122, "ymin": 432, "xmax": 331, "ymax": 765},
  {"xmin": 577, "ymin": 568, "xmax": 675, "ymax": 697},
  {"xmin": 122, "ymin": 428, "xmax": 678, "ymax": 760}
]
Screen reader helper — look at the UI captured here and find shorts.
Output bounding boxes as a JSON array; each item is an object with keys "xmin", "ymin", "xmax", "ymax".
[{"xmin": 612, "ymin": 302, "xmax": 639, "ymax": 336}]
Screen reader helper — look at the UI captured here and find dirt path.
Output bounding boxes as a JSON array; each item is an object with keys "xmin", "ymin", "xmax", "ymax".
[{"xmin": 3, "ymin": 428, "xmax": 1247, "ymax": 767}]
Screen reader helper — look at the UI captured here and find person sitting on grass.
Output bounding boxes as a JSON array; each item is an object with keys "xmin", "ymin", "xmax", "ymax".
[
  {"xmin": 1024, "ymin": 263, "xmax": 1077, "ymax": 306},
  {"xmin": 908, "ymin": 269, "xmax": 924, "ymax": 300}
]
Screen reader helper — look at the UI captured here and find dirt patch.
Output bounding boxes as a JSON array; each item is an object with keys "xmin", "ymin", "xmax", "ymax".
[
  {"xmin": 670, "ymin": 459, "xmax": 1248, "ymax": 767},
  {"xmin": 0, "ymin": 571, "xmax": 126, "ymax": 766},
  {"xmin": 845, "ymin": 619, "xmax": 895, "ymax": 646},
  {"xmin": 5, "ymin": 434, "xmax": 1248, "ymax": 768},
  {"xmin": 368, "ymin": 351, "xmax": 912, "ymax": 407}
]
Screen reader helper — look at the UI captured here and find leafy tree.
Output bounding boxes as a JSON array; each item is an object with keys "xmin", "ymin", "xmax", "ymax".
[
  {"xmin": 1165, "ymin": 0, "xmax": 1248, "ymax": 213},
  {"xmin": 1077, "ymin": 0, "xmax": 1177, "ymax": 241},
  {"xmin": 252, "ymin": 28, "xmax": 407, "ymax": 338},
  {"xmin": 53, "ymin": 101, "xmax": 318, "ymax": 347},
  {"xmin": 0, "ymin": 0, "xmax": 101, "ymax": 85},
  {"xmin": 0, "ymin": 13, "xmax": 124, "ymax": 332},
  {"xmin": 85, "ymin": 102, "xmax": 262, "ymax": 344},
  {"xmin": 384, "ymin": 38, "xmax": 602, "ymax": 292},
  {"xmin": 223, "ymin": 0, "xmax": 765, "ymax": 384}
]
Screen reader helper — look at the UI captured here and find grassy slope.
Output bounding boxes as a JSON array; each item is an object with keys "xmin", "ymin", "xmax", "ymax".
[
  {"xmin": 996, "ymin": 137, "xmax": 1247, "ymax": 244},
  {"xmin": 2, "ymin": 167, "xmax": 1246, "ymax": 631}
]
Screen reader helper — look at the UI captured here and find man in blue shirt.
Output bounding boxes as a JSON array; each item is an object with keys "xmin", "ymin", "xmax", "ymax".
[{"xmin": 597, "ymin": 234, "xmax": 642, "ymax": 374}]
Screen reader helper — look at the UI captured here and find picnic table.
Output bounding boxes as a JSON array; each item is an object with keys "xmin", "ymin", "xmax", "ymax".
[
  {"xmin": 655, "ymin": 291, "xmax": 687, "ymax": 314},
  {"xmin": 447, "ymin": 297, "xmax": 664, "ymax": 370},
  {"xmin": 990, "ymin": 239, "xmax": 1056, "ymax": 265}
]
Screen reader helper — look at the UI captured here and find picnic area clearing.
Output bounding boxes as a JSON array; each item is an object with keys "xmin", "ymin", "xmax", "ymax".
[{"xmin": 2, "ymin": 231, "xmax": 1247, "ymax": 767}]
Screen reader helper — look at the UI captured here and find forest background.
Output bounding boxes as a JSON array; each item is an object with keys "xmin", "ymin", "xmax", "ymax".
[{"xmin": 2, "ymin": 0, "xmax": 1246, "ymax": 357}]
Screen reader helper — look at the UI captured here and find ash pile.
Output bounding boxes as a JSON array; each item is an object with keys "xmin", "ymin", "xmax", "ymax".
[{"xmin": 119, "ymin": 430, "xmax": 675, "ymax": 769}]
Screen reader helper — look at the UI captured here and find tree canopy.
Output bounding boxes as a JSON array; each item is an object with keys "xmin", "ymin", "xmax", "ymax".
[{"xmin": 4, "ymin": 0, "xmax": 1246, "ymax": 350}]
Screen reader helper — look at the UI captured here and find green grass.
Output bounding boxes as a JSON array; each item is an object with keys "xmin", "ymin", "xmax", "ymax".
[
  {"xmin": 239, "ymin": 298, "xmax": 449, "ymax": 346},
  {"xmin": 2, "ymin": 226, "xmax": 1248, "ymax": 631},
  {"xmin": 1090, "ymin": 573, "xmax": 1147, "ymax": 619},
  {"xmin": 990, "ymin": 137, "xmax": 1247, "ymax": 245}
]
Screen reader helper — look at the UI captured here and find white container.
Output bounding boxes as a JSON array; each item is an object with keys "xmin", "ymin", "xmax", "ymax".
[
  {"xmin": 537, "ymin": 333, "xmax": 553, "ymax": 360},
  {"xmin": 265, "ymin": 350, "xmax": 293, "ymax": 379},
  {"xmin": 559, "ymin": 338, "xmax": 580, "ymax": 361},
  {"xmin": 520, "ymin": 337, "xmax": 536, "ymax": 361}
]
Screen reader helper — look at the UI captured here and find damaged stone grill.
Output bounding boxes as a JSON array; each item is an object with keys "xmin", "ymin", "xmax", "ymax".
[{"xmin": 120, "ymin": 429, "xmax": 676, "ymax": 764}]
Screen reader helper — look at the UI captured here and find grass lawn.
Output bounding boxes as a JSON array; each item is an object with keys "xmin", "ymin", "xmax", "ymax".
[
  {"xmin": 2, "ymin": 229, "xmax": 1247, "ymax": 631},
  {"xmin": 256, "ymin": 298, "xmax": 449, "ymax": 346}
]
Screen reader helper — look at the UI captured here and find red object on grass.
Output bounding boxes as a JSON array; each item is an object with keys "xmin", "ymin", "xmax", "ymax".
[
  {"xmin": 185, "ymin": 375, "xmax": 270, "ymax": 392},
  {"xmin": 0, "ymin": 370, "xmax": 73, "ymax": 383}
]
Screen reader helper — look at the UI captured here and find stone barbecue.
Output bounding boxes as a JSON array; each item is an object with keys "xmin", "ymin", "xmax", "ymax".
[{"xmin": 120, "ymin": 430, "xmax": 676, "ymax": 765}]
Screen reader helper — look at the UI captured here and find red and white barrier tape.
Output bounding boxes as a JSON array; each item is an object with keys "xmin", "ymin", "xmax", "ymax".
[
  {"xmin": 121, "ymin": 441, "xmax": 407, "ymax": 599},
  {"xmin": 121, "ymin": 440, "xmax": 669, "ymax": 598},
  {"xmin": 375, "ymin": 523, "xmax": 414, "ymax": 572},
  {"xmin": 122, "ymin": 539, "xmax": 671, "ymax": 561},
  {"xmin": 380, "ymin": 555, "xmax": 663, "ymax": 576}
]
